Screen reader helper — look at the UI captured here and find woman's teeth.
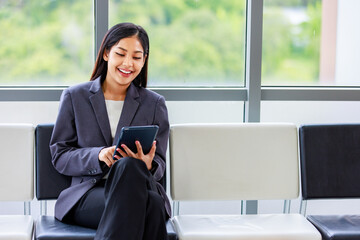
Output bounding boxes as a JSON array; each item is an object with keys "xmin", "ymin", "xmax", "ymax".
[{"xmin": 119, "ymin": 69, "xmax": 131, "ymax": 74}]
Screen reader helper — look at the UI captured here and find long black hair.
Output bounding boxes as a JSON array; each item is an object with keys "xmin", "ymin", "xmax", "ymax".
[{"xmin": 90, "ymin": 23, "xmax": 150, "ymax": 88}]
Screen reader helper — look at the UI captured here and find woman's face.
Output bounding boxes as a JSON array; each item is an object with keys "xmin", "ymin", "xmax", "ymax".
[{"xmin": 103, "ymin": 36, "xmax": 146, "ymax": 89}]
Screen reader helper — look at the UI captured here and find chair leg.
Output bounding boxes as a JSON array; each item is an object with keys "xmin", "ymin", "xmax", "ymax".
[
  {"xmin": 283, "ymin": 200, "xmax": 291, "ymax": 213},
  {"xmin": 24, "ymin": 201, "xmax": 31, "ymax": 215},
  {"xmin": 40, "ymin": 200, "xmax": 48, "ymax": 216},
  {"xmin": 173, "ymin": 201, "xmax": 180, "ymax": 216},
  {"xmin": 245, "ymin": 200, "xmax": 258, "ymax": 214},
  {"xmin": 300, "ymin": 200, "xmax": 307, "ymax": 216},
  {"xmin": 241, "ymin": 200, "xmax": 244, "ymax": 214}
]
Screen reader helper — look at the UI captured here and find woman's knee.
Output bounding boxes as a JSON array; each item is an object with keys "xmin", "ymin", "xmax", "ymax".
[
  {"xmin": 113, "ymin": 157, "xmax": 145, "ymax": 171},
  {"xmin": 110, "ymin": 157, "xmax": 148, "ymax": 180},
  {"xmin": 147, "ymin": 191, "xmax": 165, "ymax": 217}
]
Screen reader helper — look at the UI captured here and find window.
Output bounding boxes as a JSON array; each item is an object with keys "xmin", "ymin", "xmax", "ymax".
[
  {"xmin": 109, "ymin": 0, "xmax": 246, "ymax": 87},
  {"xmin": 262, "ymin": 0, "xmax": 360, "ymax": 86},
  {"xmin": 2, "ymin": 0, "xmax": 359, "ymax": 88},
  {"xmin": 262, "ymin": 0, "xmax": 322, "ymax": 86},
  {"xmin": 0, "ymin": 0, "xmax": 93, "ymax": 86}
]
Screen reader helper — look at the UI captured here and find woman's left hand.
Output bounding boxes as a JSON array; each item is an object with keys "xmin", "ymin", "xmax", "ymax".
[{"xmin": 117, "ymin": 141, "xmax": 156, "ymax": 170}]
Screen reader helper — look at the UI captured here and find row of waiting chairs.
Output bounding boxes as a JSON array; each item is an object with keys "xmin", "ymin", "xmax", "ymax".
[{"xmin": 1, "ymin": 123, "xmax": 360, "ymax": 240}]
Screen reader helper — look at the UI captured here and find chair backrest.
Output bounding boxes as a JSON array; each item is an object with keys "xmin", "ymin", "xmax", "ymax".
[
  {"xmin": 35, "ymin": 124, "xmax": 71, "ymax": 200},
  {"xmin": 35, "ymin": 124, "xmax": 167, "ymax": 200},
  {"xmin": 169, "ymin": 123, "xmax": 299, "ymax": 201},
  {"xmin": 299, "ymin": 124, "xmax": 360, "ymax": 200},
  {"xmin": 0, "ymin": 123, "xmax": 34, "ymax": 201}
]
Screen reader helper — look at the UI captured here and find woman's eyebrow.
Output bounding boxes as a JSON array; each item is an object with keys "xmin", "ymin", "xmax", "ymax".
[{"xmin": 118, "ymin": 47, "xmax": 143, "ymax": 54}]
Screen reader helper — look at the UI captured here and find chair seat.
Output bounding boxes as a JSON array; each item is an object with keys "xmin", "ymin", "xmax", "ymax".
[
  {"xmin": 35, "ymin": 215, "xmax": 177, "ymax": 240},
  {"xmin": 0, "ymin": 215, "xmax": 33, "ymax": 240},
  {"xmin": 307, "ymin": 215, "xmax": 360, "ymax": 240},
  {"xmin": 172, "ymin": 214, "xmax": 321, "ymax": 240},
  {"xmin": 35, "ymin": 216, "xmax": 96, "ymax": 240}
]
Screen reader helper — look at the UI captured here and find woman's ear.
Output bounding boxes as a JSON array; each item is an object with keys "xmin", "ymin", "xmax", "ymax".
[
  {"xmin": 143, "ymin": 54, "xmax": 147, "ymax": 63},
  {"xmin": 103, "ymin": 50, "xmax": 109, "ymax": 61}
]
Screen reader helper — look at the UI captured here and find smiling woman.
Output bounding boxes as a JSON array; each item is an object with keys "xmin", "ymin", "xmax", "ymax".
[{"xmin": 50, "ymin": 23, "xmax": 170, "ymax": 240}]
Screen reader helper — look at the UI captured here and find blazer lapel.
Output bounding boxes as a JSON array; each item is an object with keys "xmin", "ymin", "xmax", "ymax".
[
  {"xmin": 89, "ymin": 78, "xmax": 112, "ymax": 146},
  {"xmin": 113, "ymin": 83, "xmax": 140, "ymax": 144}
]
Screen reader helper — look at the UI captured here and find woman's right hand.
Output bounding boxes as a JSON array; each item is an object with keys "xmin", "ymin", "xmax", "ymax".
[{"xmin": 98, "ymin": 146, "xmax": 120, "ymax": 167}]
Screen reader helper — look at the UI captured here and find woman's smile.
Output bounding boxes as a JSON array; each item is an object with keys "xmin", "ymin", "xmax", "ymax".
[{"xmin": 118, "ymin": 68, "xmax": 133, "ymax": 77}]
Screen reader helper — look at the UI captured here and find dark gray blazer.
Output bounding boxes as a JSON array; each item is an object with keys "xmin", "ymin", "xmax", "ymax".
[{"xmin": 50, "ymin": 77, "xmax": 170, "ymax": 221}]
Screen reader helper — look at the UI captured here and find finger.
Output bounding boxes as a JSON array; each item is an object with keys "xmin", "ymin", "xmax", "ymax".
[
  {"xmin": 112, "ymin": 151, "xmax": 121, "ymax": 160},
  {"xmin": 109, "ymin": 156, "xmax": 116, "ymax": 165},
  {"xmin": 112, "ymin": 150, "xmax": 121, "ymax": 160},
  {"xmin": 109, "ymin": 145, "xmax": 116, "ymax": 155},
  {"xmin": 111, "ymin": 148, "xmax": 121, "ymax": 159},
  {"xmin": 105, "ymin": 155, "xmax": 115, "ymax": 166},
  {"xmin": 135, "ymin": 141, "xmax": 144, "ymax": 156},
  {"xmin": 121, "ymin": 144, "xmax": 135, "ymax": 157},
  {"xmin": 113, "ymin": 153, "xmax": 121, "ymax": 160},
  {"xmin": 106, "ymin": 150, "xmax": 114, "ymax": 160},
  {"xmin": 148, "ymin": 141, "xmax": 156, "ymax": 156},
  {"xmin": 105, "ymin": 149, "xmax": 116, "ymax": 164},
  {"xmin": 103, "ymin": 158, "xmax": 112, "ymax": 167},
  {"xmin": 117, "ymin": 148, "xmax": 128, "ymax": 158}
]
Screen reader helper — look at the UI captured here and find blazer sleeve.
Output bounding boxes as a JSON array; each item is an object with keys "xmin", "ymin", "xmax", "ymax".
[
  {"xmin": 151, "ymin": 95, "xmax": 170, "ymax": 182},
  {"xmin": 50, "ymin": 89, "xmax": 104, "ymax": 177}
]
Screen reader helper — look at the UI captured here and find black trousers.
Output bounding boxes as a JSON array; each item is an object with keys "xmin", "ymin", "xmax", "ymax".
[{"xmin": 65, "ymin": 157, "xmax": 168, "ymax": 240}]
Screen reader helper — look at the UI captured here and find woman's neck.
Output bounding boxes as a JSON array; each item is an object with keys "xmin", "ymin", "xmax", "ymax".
[{"xmin": 102, "ymin": 80, "xmax": 128, "ymax": 101}]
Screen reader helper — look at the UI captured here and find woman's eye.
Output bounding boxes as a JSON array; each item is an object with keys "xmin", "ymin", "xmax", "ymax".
[
  {"xmin": 116, "ymin": 52, "xmax": 125, "ymax": 57},
  {"xmin": 133, "ymin": 57, "xmax": 141, "ymax": 60}
]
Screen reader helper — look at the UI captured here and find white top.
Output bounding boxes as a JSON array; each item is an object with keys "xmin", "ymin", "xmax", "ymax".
[{"xmin": 105, "ymin": 100, "xmax": 124, "ymax": 139}]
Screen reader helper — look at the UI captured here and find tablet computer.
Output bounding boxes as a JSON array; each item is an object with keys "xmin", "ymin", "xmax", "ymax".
[{"xmin": 112, "ymin": 125, "xmax": 159, "ymax": 160}]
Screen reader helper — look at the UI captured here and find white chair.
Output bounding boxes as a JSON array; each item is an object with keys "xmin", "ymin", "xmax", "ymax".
[
  {"xmin": 169, "ymin": 123, "xmax": 321, "ymax": 240},
  {"xmin": 0, "ymin": 124, "xmax": 34, "ymax": 240}
]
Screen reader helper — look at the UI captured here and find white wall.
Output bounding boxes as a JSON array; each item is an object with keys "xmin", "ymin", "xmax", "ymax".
[{"xmin": 335, "ymin": 0, "xmax": 360, "ymax": 85}]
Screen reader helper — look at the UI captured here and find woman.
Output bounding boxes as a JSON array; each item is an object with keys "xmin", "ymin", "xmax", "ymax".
[{"xmin": 50, "ymin": 23, "xmax": 170, "ymax": 240}]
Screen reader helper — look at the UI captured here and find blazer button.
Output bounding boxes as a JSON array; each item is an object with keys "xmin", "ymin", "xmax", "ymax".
[{"xmin": 92, "ymin": 179, "xmax": 97, "ymax": 184}]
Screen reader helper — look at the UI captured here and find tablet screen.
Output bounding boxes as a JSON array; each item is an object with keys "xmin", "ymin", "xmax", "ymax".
[{"xmin": 112, "ymin": 125, "xmax": 159, "ymax": 160}]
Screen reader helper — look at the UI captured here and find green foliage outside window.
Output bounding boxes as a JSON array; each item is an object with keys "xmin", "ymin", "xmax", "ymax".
[
  {"xmin": 0, "ymin": 0, "xmax": 93, "ymax": 85},
  {"xmin": 262, "ymin": 0, "xmax": 322, "ymax": 85},
  {"xmin": 110, "ymin": 0, "xmax": 247, "ymax": 86},
  {"xmin": 0, "ymin": 0, "xmax": 321, "ymax": 86}
]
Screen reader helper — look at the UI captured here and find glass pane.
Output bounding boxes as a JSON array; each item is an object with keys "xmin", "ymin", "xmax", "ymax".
[
  {"xmin": 109, "ymin": 0, "xmax": 246, "ymax": 87},
  {"xmin": 262, "ymin": 0, "xmax": 322, "ymax": 86},
  {"xmin": 0, "ymin": 0, "xmax": 93, "ymax": 86},
  {"xmin": 263, "ymin": 0, "xmax": 360, "ymax": 86}
]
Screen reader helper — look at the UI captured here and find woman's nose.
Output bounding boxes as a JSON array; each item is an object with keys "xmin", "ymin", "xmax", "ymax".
[{"xmin": 123, "ymin": 56, "xmax": 133, "ymax": 67}]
